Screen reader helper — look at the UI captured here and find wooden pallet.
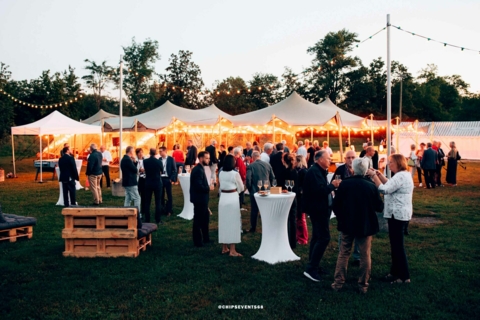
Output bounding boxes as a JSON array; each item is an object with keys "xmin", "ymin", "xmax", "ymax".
[
  {"xmin": 62, "ymin": 207, "xmax": 151, "ymax": 258},
  {"xmin": 0, "ymin": 225, "xmax": 33, "ymax": 242}
]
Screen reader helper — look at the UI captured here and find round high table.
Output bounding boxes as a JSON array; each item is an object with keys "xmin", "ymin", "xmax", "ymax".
[
  {"xmin": 177, "ymin": 173, "xmax": 194, "ymax": 220},
  {"xmin": 252, "ymin": 192, "xmax": 300, "ymax": 264},
  {"xmin": 55, "ymin": 160, "xmax": 83, "ymax": 206}
]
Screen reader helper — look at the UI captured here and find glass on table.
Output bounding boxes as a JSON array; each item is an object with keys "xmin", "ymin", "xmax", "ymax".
[
  {"xmin": 178, "ymin": 166, "xmax": 183, "ymax": 176},
  {"xmin": 272, "ymin": 179, "xmax": 277, "ymax": 187},
  {"xmin": 263, "ymin": 180, "xmax": 270, "ymax": 192},
  {"xmin": 257, "ymin": 180, "xmax": 263, "ymax": 191},
  {"xmin": 185, "ymin": 165, "xmax": 191, "ymax": 174},
  {"xmin": 285, "ymin": 180, "xmax": 291, "ymax": 192},
  {"xmin": 290, "ymin": 180, "xmax": 294, "ymax": 191}
]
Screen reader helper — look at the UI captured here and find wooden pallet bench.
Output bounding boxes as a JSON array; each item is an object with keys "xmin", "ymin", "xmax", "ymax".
[
  {"xmin": 0, "ymin": 214, "xmax": 37, "ymax": 243},
  {"xmin": 61, "ymin": 207, "xmax": 157, "ymax": 258}
]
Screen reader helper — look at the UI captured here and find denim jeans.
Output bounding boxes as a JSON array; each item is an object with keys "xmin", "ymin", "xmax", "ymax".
[{"xmin": 124, "ymin": 185, "xmax": 141, "ymax": 213}]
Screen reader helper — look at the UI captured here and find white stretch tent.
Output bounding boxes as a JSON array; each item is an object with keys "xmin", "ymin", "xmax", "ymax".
[
  {"xmin": 393, "ymin": 121, "xmax": 480, "ymax": 160},
  {"xmin": 81, "ymin": 109, "xmax": 118, "ymax": 124},
  {"xmin": 11, "ymin": 110, "xmax": 102, "ymax": 180}
]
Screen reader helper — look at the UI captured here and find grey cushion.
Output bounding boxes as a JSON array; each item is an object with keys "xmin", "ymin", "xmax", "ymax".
[
  {"xmin": 0, "ymin": 214, "xmax": 37, "ymax": 231},
  {"xmin": 137, "ymin": 223, "xmax": 157, "ymax": 239}
]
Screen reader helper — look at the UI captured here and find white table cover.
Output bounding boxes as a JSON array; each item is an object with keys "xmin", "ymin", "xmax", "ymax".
[
  {"xmin": 177, "ymin": 173, "xmax": 194, "ymax": 220},
  {"xmin": 56, "ymin": 160, "xmax": 83, "ymax": 206},
  {"xmin": 252, "ymin": 192, "xmax": 300, "ymax": 264}
]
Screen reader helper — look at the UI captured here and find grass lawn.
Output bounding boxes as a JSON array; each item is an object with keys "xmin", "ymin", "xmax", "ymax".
[{"xmin": 0, "ymin": 156, "xmax": 479, "ymax": 319}]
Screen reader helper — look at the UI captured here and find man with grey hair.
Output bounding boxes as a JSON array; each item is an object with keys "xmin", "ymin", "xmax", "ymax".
[
  {"xmin": 260, "ymin": 143, "xmax": 273, "ymax": 163},
  {"xmin": 297, "ymin": 140, "xmax": 307, "ymax": 157},
  {"xmin": 332, "ymin": 158, "xmax": 384, "ymax": 293},
  {"xmin": 246, "ymin": 150, "xmax": 275, "ymax": 233},
  {"xmin": 303, "ymin": 150, "xmax": 341, "ymax": 282},
  {"xmin": 86, "ymin": 143, "xmax": 103, "ymax": 205}
]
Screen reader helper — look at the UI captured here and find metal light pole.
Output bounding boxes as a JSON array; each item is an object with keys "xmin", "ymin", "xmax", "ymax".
[
  {"xmin": 119, "ymin": 55, "xmax": 123, "ymax": 179},
  {"xmin": 386, "ymin": 14, "xmax": 392, "ymax": 178}
]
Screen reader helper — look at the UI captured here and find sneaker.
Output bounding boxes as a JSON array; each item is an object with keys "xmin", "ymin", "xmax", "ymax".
[
  {"xmin": 304, "ymin": 270, "xmax": 321, "ymax": 282},
  {"xmin": 419, "ymin": 183, "xmax": 423, "ymax": 187}
]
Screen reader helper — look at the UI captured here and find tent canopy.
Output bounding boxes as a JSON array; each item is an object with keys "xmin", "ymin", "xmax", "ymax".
[
  {"xmin": 317, "ymin": 98, "xmax": 367, "ymax": 128},
  {"xmin": 228, "ymin": 92, "xmax": 338, "ymax": 127},
  {"xmin": 11, "ymin": 110, "xmax": 102, "ymax": 135},
  {"xmin": 81, "ymin": 109, "xmax": 118, "ymax": 124}
]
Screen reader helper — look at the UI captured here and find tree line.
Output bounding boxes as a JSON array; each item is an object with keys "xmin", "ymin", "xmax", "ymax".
[{"xmin": 1, "ymin": 29, "xmax": 479, "ymax": 140}]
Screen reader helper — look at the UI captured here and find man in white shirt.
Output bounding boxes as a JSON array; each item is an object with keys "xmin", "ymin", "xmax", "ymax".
[
  {"xmin": 260, "ymin": 142, "xmax": 273, "ymax": 163},
  {"xmin": 322, "ymin": 141, "xmax": 333, "ymax": 156},
  {"xmin": 100, "ymin": 145, "xmax": 113, "ymax": 188},
  {"xmin": 297, "ymin": 141, "xmax": 307, "ymax": 157}
]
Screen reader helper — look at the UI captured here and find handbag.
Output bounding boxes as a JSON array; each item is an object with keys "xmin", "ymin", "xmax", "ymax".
[{"xmin": 407, "ymin": 158, "xmax": 415, "ymax": 167}]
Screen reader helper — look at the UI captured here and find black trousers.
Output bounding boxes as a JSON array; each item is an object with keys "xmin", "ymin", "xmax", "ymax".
[
  {"xmin": 239, "ymin": 191, "xmax": 245, "ymax": 207},
  {"xmin": 138, "ymin": 177, "xmax": 146, "ymax": 213},
  {"xmin": 100, "ymin": 165, "xmax": 110, "ymax": 188},
  {"xmin": 62, "ymin": 180, "xmax": 76, "ymax": 207},
  {"xmin": 435, "ymin": 165, "xmax": 443, "ymax": 185},
  {"xmin": 416, "ymin": 166, "xmax": 423, "ymax": 184},
  {"xmin": 143, "ymin": 184, "xmax": 163, "ymax": 223},
  {"xmin": 306, "ymin": 210, "xmax": 331, "ymax": 272},
  {"xmin": 424, "ymin": 169, "xmax": 436, "ymax": 188},
  {"xmin": 388, "ymin": 217, "xmax": 410, "ymax": 281},
  {"xmin": 161, "ymin": 178, "xmax": 173, "ymax": 214},
  {"xmin": 192, "ymin": 202, "xmax": 210, "ymax": 246},
  {"xmin": 288, "ymin": 198, "xmax": 297, "ymax": 249},
  {"xmin": 250, "ymin": 192, "xmax": 259, "ymax": 231}
]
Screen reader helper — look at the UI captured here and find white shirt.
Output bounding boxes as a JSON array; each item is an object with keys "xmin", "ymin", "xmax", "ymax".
[
  {"xmin": 101, "ymin": 150, "xmax": 112, "ymax": 166},
  {"xmin": 161, "ymin": 157, "xmax": 168, "ymax": 177},
  {"xmin": 297, "ymin": 146, "xmax": 307, "ymax": 157},
  {"xmin": 204, "ymin": 165, "xmax": 212, "ymax": 185},
  {"xmin": 323, "ymin": 147, "xmax": 333, "ymax": 156},
  {"xmin": 378, "ymin": 171, "xmax": 414, "ymax": 221},
  {"xmin": 219, "ymin": 170, "xmax": 244, "ymax": 193},
  {"xmin": 260, "ymin": 152, "xmax": 270, "ymax": 163}
]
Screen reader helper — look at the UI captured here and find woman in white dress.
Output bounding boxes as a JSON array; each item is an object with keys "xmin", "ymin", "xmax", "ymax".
[{"xmin": 218, "ymin": 154, "xmax": 244, "ymax": 257}]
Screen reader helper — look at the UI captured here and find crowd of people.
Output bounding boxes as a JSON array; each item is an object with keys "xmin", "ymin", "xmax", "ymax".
[{"xmin": 56, "ymin": 137, "xmax": 462, "ymax": 293}]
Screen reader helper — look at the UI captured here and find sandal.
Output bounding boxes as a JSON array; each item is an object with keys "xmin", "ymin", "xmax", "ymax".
[
  {"xmin": 221, "ymin": 249, "xmax": 230, "ymax": 254},
  {"xmin": 229, "ymin": 252, "xmax": 243, "ymax": 257},
  {"xmin": 391, "ymin": 279, "xmax": 411, "ymax": 284}
]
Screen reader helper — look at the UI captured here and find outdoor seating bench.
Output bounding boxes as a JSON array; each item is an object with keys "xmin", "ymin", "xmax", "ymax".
[
  {"xmin": 0, "ymin": 213, "xmax": 37, "ymax": 242},
  {"xmin": 61, "ymin": 207, "xmax": 157, "ymax": 258}
]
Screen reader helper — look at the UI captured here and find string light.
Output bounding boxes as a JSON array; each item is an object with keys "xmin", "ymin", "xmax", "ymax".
[
  {"xmin": 0, "ymin": 88, "xmax": 83, "ymax": 109},
  {"xmin": 392, "ymin": 25, "xmax": 480, "ymax": 54}
]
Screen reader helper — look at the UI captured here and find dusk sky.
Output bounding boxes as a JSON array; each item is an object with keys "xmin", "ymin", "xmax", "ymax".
[{"xmin": 1, "ymin": 0, "xmax": 479, "ymax": 96}]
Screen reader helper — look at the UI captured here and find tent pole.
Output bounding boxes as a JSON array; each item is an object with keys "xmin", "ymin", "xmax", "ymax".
[
  {"xmin": 11, "ymin": 134, "xmax": 16, "ymax": 177},
  {"xmin": 396, "ymin": 117, "xmax": 400, "ymax": 152},
  {"xmin": 370, "ymin": 114, "xmax": 374, "ymax": 145},
  {"xmin": 415, "ymin": 120, "xmax": 419, "ymax": 146},
  {"xmin": 310, "ymin": 127, "xmax": 313, "ymax": 142},
  {"xmin": 272, "ymin": 117, "xmax": 276, "ymax": 143},
  {"xmin": 39, "ymin": 135, "xmax": 43, "ymax": 183},
  {"xmin": 119, "ymin": 55, "xmax": 124, "ymax": 180},
  {"xmin": 430, "ymin": 122, "xmax": 434, "ymax": 142},
  {"xmin": 173, "ymin": 118, "xmax": 176, "ymax": 145},
  {"xmin": 386, "ymin": 13, "xmax": 392, "ymax": 178},
  {"xmin": 348, "ymin": 127, "xmax": 351, "ymax": 148},
  {"xmin": 337, "ymin": 112, "xmax": 343, "ymax": 162},
  {"xmin": 101, "ymin": 120, "xmax": 104, "ymax": 146},
  {"xmin": 47, "ymin": 135, "xmax": 50, "ymax": 158}
]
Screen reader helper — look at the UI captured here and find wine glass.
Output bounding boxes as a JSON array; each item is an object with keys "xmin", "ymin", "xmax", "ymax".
[
  {"xmin": 285, "ymin": 180, "xmax": 291, "ymax": 192},
  {"xmin": 263, "ymin": 180, "xmax": 270, "ymax": 192},
  {"xmin": 290, "ymin": 180, "xmax": 294, "ymax": 192},
  {"xmin": 272, "ymin": 179, "xmax": 277, "ymax": 187},
  {"xmin": 335, "ymin": 175, "xmax": 341, "ymax": 182},
  {"xmin": 257, "ymin": 180, "xmax": 263, "ymax": 192},
  {"xmin": 178, "ymin": 166, "xmax": 183, "ymax": 176},
  {"xmin": 185, "ymin": 165, "xmax": 191, "ymax": 174}
]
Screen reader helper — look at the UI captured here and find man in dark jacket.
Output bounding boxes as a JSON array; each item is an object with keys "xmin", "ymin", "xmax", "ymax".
[
  {"xmin": 143, "ymin": 148, "xmax": 164, "ymax": 224},
  {"xmin": 58, "ymin": 146, "xmax": 79, "ymax": 207},
  {"xmin": 303, "ymin": 150, "xmax": 341, "ymax": 282},
  {"xmin": 246, "ymin": 151, "xmax": 275, "ymax": 233},
  {"xmin": 435, "ymin": 141, "xmax": 446, "ymax": 187},
  {"xmin": 421, "ymin": 142, "xmax": 438, "ymax": 189},
  {"xmin": 185, "ymin": 140, "xmax": 198, "ymax": 167},
  {"xmin": 190, "ymin": 151, "xmax": 214, "ymax": 247},
  {"xmin": 86, "ymin": 143, "xmax": 103, "ymax": 205},
  {"xmin": 331, "ymin": 158, "xmax": 384, "ymax": 293},
  {"xmin": 121, "ymin": 146, "xmax": 141, "ymax": 212},
  {"xmin": 159, "ymin": 146, "xmax": 177, "ymax": 217},
  {"xmin": 270, "ymin": 142, "xmax": 286, "ymax": 189}
]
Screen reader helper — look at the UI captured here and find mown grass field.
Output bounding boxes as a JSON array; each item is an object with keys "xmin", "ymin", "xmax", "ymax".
[{"xmin": 0, "ymin": 156, "xmax": 479, "ymax": 320}]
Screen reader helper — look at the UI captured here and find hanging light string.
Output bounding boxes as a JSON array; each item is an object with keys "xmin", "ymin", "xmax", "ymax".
[
  {"xmin": 355, "ymin": 27, "xmax": 387, "ymax": 47},
  {"xmin": 392, "ymin": 24, "xmax": 480, "ymax": 54},
  {"xmin": 0, "ymin": 88, "xmax": 83, "ymax": 109}
]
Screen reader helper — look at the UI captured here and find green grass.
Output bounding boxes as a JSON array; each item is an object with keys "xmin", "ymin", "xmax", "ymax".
[{"xmin": 1, "ymin": 157, "xmax": 479, "ymax": 319}]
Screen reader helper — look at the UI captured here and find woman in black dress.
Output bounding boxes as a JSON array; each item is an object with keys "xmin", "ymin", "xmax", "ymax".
[
  {"xmin": 283, "ymin": 153, "xmax": 298, "ymax": 250},
  {"xmin": 446, "ymin": 141, "xmax": 461, "ymax": 186}
]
